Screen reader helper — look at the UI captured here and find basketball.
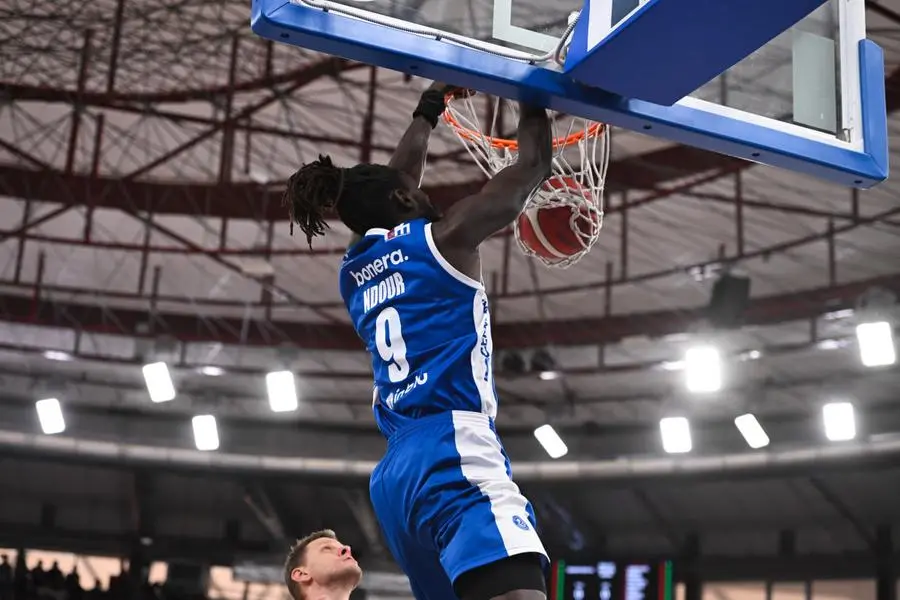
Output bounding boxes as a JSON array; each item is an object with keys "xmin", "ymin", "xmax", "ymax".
[{"xmin": 516, "ymin": 177, "xmax": 602, "ymax": 262}]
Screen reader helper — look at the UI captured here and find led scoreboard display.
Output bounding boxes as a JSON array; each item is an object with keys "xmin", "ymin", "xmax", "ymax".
[{"xmin": 550, "ymin": 560, "xmax": 674, "ymax": 600}]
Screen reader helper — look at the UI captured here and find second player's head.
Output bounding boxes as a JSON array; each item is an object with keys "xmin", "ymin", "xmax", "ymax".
[
  {"xmin": 284, "ymin": 155, "xmax": 441, "ymax": 247},
  {"xmin": 284, "ymin": 529, "xmax": 362, "ymax": 600}
]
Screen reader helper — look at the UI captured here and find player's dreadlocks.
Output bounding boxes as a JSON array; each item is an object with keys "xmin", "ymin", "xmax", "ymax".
[{"xmin": 283, "ymin": 154, "xmax": 406, "ymax": 247}]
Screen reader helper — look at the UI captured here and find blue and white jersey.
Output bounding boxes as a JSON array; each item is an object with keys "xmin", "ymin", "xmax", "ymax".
[{"xmin": 339, "ymin": 218, "xmax": 498, "ymax": 438}]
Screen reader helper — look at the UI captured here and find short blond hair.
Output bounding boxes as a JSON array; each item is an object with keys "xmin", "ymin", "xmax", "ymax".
[{"xmin": 284, "ymin": 529, "xmax": 338, "ymax": 600}]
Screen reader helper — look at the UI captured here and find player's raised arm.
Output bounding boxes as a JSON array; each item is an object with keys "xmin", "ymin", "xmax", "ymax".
[
  {"xmin": 388, "ymin": 81, "xmax": 453, "ymax": 186},
  {"xmin": 432, "ymin": 103, "xmax": 552, "ymax": 253}
]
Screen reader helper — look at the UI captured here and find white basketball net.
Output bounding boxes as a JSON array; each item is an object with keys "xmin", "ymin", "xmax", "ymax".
[{"xmin": 443, "ymin": 95, "xmax": 610, "ymax": 268}]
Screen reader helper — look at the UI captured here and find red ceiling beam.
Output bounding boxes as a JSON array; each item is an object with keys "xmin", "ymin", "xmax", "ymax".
[
  {"xmin": 0, "ymin": 147, "xmax": 742, "ymax": 222},
  {"xmin": 0, "ymin": 57, "xmax": 367, "ymax": 105},
  {"xmin": 0, "ymin": 164, "xmax": 485, "ymax": 221},
  {"xmin": 3, "ymin": 272, "xmax": 898, "ymax": 350}
]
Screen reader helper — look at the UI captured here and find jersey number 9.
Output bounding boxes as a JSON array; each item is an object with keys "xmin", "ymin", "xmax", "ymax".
[{"xmin": 375, "ymin": 307, "xmax": 410, "ymax": 383}]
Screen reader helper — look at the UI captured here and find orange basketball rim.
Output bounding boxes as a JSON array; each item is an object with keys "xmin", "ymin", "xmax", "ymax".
[{"xmin": 442, "ymin": 96, "xmax": 607, "ymax": 151}]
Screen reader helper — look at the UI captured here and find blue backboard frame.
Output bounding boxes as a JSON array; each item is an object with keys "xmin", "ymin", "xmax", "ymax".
[
  {"xmin": 563, "ymin": 0, "xmax": 830, "ymax": 106},
  {"xmin": 250, "ymin": 0, "xmax": 889, "ymax": 189}
]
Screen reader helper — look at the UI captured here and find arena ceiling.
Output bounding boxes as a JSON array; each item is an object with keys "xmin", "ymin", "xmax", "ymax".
[{"xmin": 1, "ymin": 0, "xmax": 900, "ymax": 574}]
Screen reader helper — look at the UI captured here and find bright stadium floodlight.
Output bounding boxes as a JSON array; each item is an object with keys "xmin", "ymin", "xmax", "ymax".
[
  {"xmin": 734, "ymin": 413, "xmax": 770, "ymax": 449},
  {"xmin": 533, "ymin": 424, "xmax": 568, "ymax": 459},
  {"xmin": 684, "ymin": 345, "xmax": 722, "ymax": 393},
  {"xmin": 142, "ymin": 361, "xmax": 176, "ymax": 403},
  {"xmin": 823, "ymin": 402, "xmax": 856, "ymax": 442},
  {"xmin": 198, "ymin": 365, "xmax": 225, "ymax": 377},
  {"xmin": 855, "ymin": 321, "xmax": 896, "ymax": 367},
  {"xmin": 192, "ymin": 415, "xmax": 220, "ymax": 451},
  {"xmin": 659, "ymin": 417, "xmax": 692, "ymax": 454},
  {"xmin": 266, "ymin": 370, "xmax": 299, "ymax": 412},
  {"xmin": 42, "ymin": 350, "xmax": 73, "ymax": 362},
  {"xmin": 854, "ymin": 288, "xmax": 897, "ymax": 368},
  {"xmin": 35, "ymin": 398, "xmax": 65, "ymax": 435}
]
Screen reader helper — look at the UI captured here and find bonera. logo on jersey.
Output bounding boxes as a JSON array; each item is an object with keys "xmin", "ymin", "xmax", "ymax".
[
  {"xmin": 384, "ymin": 372, "xmax": 428, "ymax": 409},
  {"xmin": 350, "ymin": 249, "xmax": 407, "ymax": 287}
]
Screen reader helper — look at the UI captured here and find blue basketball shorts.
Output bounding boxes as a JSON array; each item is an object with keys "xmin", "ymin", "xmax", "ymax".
[{"xmin": 369, "ymin": 410, "xmax": 548, "ymax": 600}]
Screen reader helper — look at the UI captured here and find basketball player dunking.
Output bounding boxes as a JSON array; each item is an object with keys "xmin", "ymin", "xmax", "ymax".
[{"xmin": 283, "ymin": 80, "xmax": 553, "ymax": 600}]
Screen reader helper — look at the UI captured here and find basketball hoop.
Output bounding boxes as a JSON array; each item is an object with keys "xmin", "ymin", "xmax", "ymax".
[{"xmin": 442, "ymin": 95, "xmax": 610, "ymax": 268}]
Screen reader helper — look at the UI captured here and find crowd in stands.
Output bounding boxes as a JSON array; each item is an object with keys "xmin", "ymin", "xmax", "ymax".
[{"xmin": 0, "ymin": 553, "xmax": 167, "ymax": 600}]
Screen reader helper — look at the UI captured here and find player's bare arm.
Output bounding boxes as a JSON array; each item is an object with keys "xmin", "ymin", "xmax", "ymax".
[
  {"xmin": 389, "ymin": 81, "xmax": 454, "ymax": 185},
  {"xmin": 431, "ymin": 103, "xmax": 553, "ymax": 280}
]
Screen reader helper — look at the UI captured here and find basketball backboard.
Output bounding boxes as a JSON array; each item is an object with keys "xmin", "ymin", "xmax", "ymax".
[{"xmin": 251, "ymin": 0, "xmax": 888, "ymax": 188}]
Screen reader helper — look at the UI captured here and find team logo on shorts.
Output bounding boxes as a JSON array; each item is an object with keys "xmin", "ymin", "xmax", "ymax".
[{"xmin": 512, "ymin": 515, "xmax": 530, "ymax": 531}]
